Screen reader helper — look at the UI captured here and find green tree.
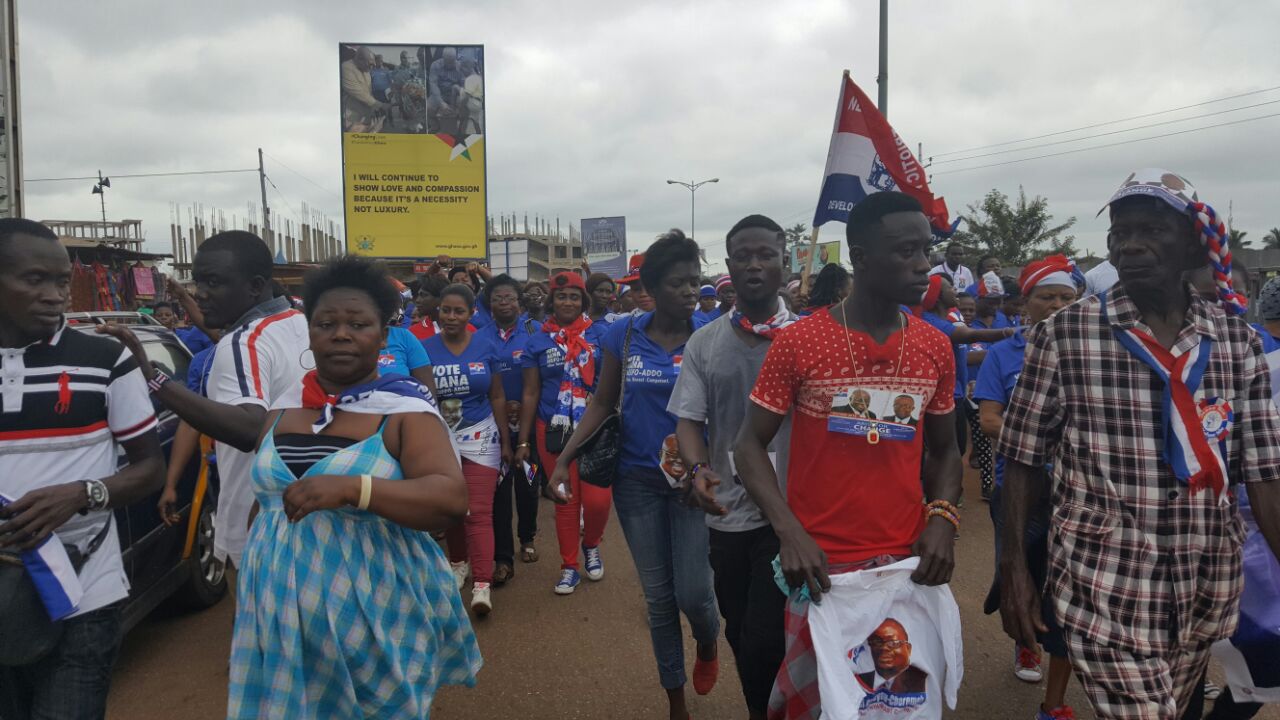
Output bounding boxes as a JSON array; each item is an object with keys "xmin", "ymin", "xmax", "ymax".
[
  {"xmin": 950, "ymin": 187, "xmax": 1077, "ymax": 266},
  {"xmin": 1229, "ymin": 229, "xmax": 1251, "ymax": 249},
  {"xmin": 784, "ymin": 222, "xmax": 809, "ymax": 247},
  {"xmin": 1263, "ymin": 227, "xmax": 1280, "ymax": 250}
]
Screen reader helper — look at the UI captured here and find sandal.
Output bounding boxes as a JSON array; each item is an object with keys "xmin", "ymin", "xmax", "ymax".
[
  {"xmin": 493, "ymin": 563, "xmax": 515, "ymax": 586},
  {"xmin": 520, "ymin": 543, "xmax": 539, "ymax": 563}
]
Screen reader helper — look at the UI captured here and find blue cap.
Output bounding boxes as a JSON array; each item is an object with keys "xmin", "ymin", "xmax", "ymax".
[{"xmin": 699, "ymin": 284, "xmax": 716, "ymax": 298}]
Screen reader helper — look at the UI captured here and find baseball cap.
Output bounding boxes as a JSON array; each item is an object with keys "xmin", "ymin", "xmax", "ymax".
[{"xmin": 618, "ymin": 254, "xmax": 644, "ymax": 284}]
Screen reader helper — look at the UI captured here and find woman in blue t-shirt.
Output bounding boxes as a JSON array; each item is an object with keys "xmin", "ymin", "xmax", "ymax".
[
  {"xmin": 974, "ymin": 256, "xmax": 1080, "ymax": 720},
  {"xmin": 423, "ymin": 284, "xmax": 511, "ymax": 616},
  {"xmin": 476, "ymin": 275, "xmax": 543, "ymax": 581},
  {"xmin": 515, "ymin": 272, "xmax": 611, "ymax": 593},
  {"xmin": 549, "ymin": 233, "xmax": 719, "ymax": 720}
]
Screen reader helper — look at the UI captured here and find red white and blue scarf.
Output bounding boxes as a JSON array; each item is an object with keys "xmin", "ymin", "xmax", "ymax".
[
  {"xmin": 1102, "ymin": 292, "xmax": 1229, "ymax": 504},
  {"xmin": 543, "ymin": 315, "xmax": 596, "ymax": 433},
  {"xmin": 301, "ymin": 371, "xmax": 440, "ymax": 434},
  {"xmin": 732, "ymin": 297, "xmax": 798, "ymax": 340}
]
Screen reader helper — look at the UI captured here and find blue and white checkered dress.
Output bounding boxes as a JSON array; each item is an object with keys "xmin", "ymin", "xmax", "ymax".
[{"xmin": 228, "ymin": 417, "xmax": 481, "ymax": 719}]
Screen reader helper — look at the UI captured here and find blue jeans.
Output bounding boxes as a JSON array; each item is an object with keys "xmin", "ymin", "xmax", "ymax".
[
  {"xmin": 613, "ymin": 468, "xmax": 721, "ymax": 690},
  {"xmin": 0, "ymin": 602, "xmax": 122, "ymax": 720}
]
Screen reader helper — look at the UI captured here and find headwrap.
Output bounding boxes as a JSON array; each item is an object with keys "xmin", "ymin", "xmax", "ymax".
[
  {"xmin": 699, "ymin": 284, "xmax": 716, "ymax": 299},
  {"xmin": 732, "ymin": 296, "xmax": 799, "ymax": 340},
  {"xmin": 1101, "ymin": 168, "xmax": 1246, "ymax": 316},
  {"xmin": 1258, "ymin": 277, "xmax": 1280, "ymax": 322},
  {"xmin": 301, "ymin": 371, "xmax": 441, "ymax": 434},
  {"xmin": 786, "ymin": 279, "xmax": 801, "ymax": 293},
  {"xmin": 715, "ymin": 275, "xmax": 733, "ymax": 292},
  {"xmin": 542, "ymin": 314, "xmax": 596, "ymax": 434},
  {"xmin": 1018, "ymin": 254, "xmax": 1083, "ymax": 296},
  {"xmin": 977, "ymin": 271, "xmax": 1006, "ymax": 298}
]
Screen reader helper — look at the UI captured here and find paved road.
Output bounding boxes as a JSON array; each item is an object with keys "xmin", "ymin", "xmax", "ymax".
[{"xmin": 106, "ymin": 467, "xmax": 1277, "ymax": 719}]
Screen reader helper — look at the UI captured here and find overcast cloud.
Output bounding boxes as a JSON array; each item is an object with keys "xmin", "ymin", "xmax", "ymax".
[{"xmin": 18, "ymin": 0, "xmax": 1280, "ymax": 271}]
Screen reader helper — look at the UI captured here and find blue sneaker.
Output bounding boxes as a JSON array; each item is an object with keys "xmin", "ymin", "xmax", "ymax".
[
  {"xmin": 554, "ymin": 568, "xmax": 581, "ymax": 595},
  {"xmin": 583, "ymin": 545, "xmax": 604, "ymax": 581}
]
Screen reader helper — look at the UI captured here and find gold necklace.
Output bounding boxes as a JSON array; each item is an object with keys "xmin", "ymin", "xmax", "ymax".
[{"xmin": 839, "ymin": 300, "xmax": 907, "ymax": 445}]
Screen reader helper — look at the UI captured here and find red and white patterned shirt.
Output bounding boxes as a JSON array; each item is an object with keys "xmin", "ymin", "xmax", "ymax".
[{"xmin": 750, "ymin": 308, "xmax": 955, "ymax": 563}]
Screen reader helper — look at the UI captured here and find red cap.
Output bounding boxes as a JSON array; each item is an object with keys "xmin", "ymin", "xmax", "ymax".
[
  {"xmin": 549, "ymin": 271, "xmax": 587, "ymax": 294},
  {"xmin": 618, "ymin": 253, "xmax": 644, "ymax": 284}
]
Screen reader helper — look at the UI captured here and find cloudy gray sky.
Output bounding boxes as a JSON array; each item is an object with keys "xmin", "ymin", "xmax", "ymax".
[{"xmin": 18, "ymin": 0, "xmax": 1280, "ymax": 272}]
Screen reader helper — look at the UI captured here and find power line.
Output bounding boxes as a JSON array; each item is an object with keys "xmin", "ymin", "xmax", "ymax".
[
  {"xmin": 932, "ymin": 98, "xmax": 1280, "ymax": 165},
  {"xmin": 930, "ymin": 85, "xmax": 1280, "ymax": 158},
  {"xmin": 260, "ymin": 151, "xmax": 343, "ymax": 201},
  {"xmin": 27, "ymin": 168, "xmax": 256, "ymax": 182},
  {"xmin": 932, "ymin": 112, "xmax": 1280, "ymax": 177}
]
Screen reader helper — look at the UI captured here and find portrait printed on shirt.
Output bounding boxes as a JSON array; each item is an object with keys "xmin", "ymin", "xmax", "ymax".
[
  {"xmin": 440, "ymin": 398, "xmax": 464, "ymax": 430},
  {"xmin": 829, "ymin": 387, "xmax": 924, "ymax": 441},
  {"xmin": 659, "ymin": 434, "xmax": 687, "ymax": 489},
  {"xmin": 849, "ymin": 618, "xmax": 929, "ymax": 716}
]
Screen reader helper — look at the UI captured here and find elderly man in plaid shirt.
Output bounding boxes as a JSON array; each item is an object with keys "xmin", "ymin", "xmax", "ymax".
[{"xmin": 997, "ymin": 168, "xmax": 1280, "ymax": 720}]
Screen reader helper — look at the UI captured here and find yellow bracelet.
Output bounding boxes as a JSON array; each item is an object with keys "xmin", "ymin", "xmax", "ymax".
[{"xmin": 358, "ymin": 473, "xmax": 373, "ymax": 511}]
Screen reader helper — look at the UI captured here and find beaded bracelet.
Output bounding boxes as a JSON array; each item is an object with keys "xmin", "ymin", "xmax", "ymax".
[
  {"xmin": 926, "ymin": 507, "xmax": 960, "ymax": 531},
  {"xmin": 689, "ymin": 463, "xmax": 711, "ymax": 479},
  {"xmin": 926, "ymin": 499, "xmax": 960, "ymax": 517}
]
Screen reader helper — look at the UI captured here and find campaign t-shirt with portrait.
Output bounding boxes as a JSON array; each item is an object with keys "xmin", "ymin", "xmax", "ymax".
[
  {"xmin": 750, "ymin": 308, "xmax": 955, "ymax": 564},
  {"xmin": 378, "ymin": 325, "xmax": 432, "ymax": 378},
  {"xmin": 599, "ymin": 311, "xmax": 699, "ymax": 477},
  {"xmin": 423, "ymin": 334, "xmax": 499, "ymax": 428},
  {"xmin": 478, "ymin": 318, "xmax": 542, "ymax": 407},
  {"xmin": 973, "ymin": 331, "xmax": 1027, "ymax": 487},
  {"xmin": 920, "ymin": 311, "xmax": 967, "ymax": 399},
  {"xmin": 519, "ymin": 319, "xmax": 610, "ymax": 423}
]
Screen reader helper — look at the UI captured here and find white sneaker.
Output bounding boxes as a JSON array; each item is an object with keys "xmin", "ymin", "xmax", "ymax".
[
  {"xmin": 471, "ymin": 582, "xmax": 492, "ymax": 616},
  {"xmin": 1013, "ymin": 645, "xmax": 1043, "ymax": 683},
  {"xmin": 451, "ymin": 561, "xmax": 470, "ymax": 590}
]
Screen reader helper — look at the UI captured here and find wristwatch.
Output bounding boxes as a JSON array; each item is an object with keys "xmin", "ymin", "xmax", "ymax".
[{"xmin": 80, "ymin": 479, "xmax": 109, "ymax": 515}]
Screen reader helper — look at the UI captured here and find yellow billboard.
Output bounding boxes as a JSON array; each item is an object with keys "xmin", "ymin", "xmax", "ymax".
[{"xmin": 340, "ymin": 43, "xmax": 487, "ymax": 258}]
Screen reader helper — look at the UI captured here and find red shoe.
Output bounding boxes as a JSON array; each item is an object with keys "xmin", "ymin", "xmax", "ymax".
[{"xmin": 692, "ymin": 656, "xmax": 718, "ymax": 695}]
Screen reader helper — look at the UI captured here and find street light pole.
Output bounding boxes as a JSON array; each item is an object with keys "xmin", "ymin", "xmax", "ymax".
[{"xmin": 665, "ymin": 178, "xmax": 719, "ymax": 243}]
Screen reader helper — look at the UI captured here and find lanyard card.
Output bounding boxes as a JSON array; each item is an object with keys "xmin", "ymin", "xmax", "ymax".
[{"xmin": 828, "ymin": 387, "xmax": 923, "ymax": 444}]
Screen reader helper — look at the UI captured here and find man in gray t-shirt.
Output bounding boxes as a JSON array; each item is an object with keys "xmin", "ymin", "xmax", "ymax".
[{"xmin": 667, "ymin": 215, "xmax": 794, "ymax": 719}]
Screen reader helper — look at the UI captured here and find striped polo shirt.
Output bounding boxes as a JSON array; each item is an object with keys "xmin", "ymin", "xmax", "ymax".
[{"xmin": 0, "ymin": 320, "xmax": 157, "ymax": 615}]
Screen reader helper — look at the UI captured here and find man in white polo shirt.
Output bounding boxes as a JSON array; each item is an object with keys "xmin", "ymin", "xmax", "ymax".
[
  {"xmin": 0, "ymin": 219, "xmax": 164, "ymax": 719},
  {"xmin": 104, "ymin": 231, "xmax": 309, "ymax": 568}
]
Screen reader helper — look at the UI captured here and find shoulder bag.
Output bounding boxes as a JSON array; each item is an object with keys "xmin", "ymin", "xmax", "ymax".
[{"xmin": 575, "ymin": 317, "xmax": 634, "ymax": 488}]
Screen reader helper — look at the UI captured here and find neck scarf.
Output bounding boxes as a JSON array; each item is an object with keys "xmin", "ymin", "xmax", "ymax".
[
  {"xmin": 542, "ymin": 314, "xmax": 595, "ymax": 432},
  {"xmin": 301, "ymin": 371, "xmax": 440, "ymax": 433},
  {"xmin": 732, "ymin": 296, "xmax": 798, "ymax": 339},
  {"xmin": 1101, "ymin": 292, "xmax": 1228, "ymax": 504}
]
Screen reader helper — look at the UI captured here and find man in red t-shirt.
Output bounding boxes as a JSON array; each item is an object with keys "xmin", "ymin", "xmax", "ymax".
[{"xmin": 735, "ymin": 191, "xmax": 962, "ymax": 718}]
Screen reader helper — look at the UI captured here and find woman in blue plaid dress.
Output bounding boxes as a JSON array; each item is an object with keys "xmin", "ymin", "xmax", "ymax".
[{"xmin": 228, "ymin": 257, "xmax": 481, "ymax": 718}]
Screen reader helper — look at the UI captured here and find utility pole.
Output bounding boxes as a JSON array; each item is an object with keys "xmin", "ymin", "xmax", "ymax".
[
  {"xmin": 877, "ymin": 0, "xmax": 888, "ymax": 117},
  {"xmin": 258, "ymin": 148, "xmax": 272, "ymax": 251}
]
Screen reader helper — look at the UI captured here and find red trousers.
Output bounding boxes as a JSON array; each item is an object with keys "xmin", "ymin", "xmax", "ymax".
[
  {"xmin": 536, "ymin": 419, "xmax": 612, "ymax": 569},
  {"xmin": 445, "ymin": 458, "xmax": 498, "ymax": 583}
]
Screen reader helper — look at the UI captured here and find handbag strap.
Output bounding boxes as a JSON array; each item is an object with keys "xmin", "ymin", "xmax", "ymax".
[{"xmin": 617, "ymin": 316, "xmax": 635, "ymax": 419}]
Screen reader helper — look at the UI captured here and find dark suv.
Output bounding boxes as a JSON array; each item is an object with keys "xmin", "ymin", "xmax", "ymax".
[{"xmin": 66, "ymin": 314, "xmax": 226, "ymax": 631}]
